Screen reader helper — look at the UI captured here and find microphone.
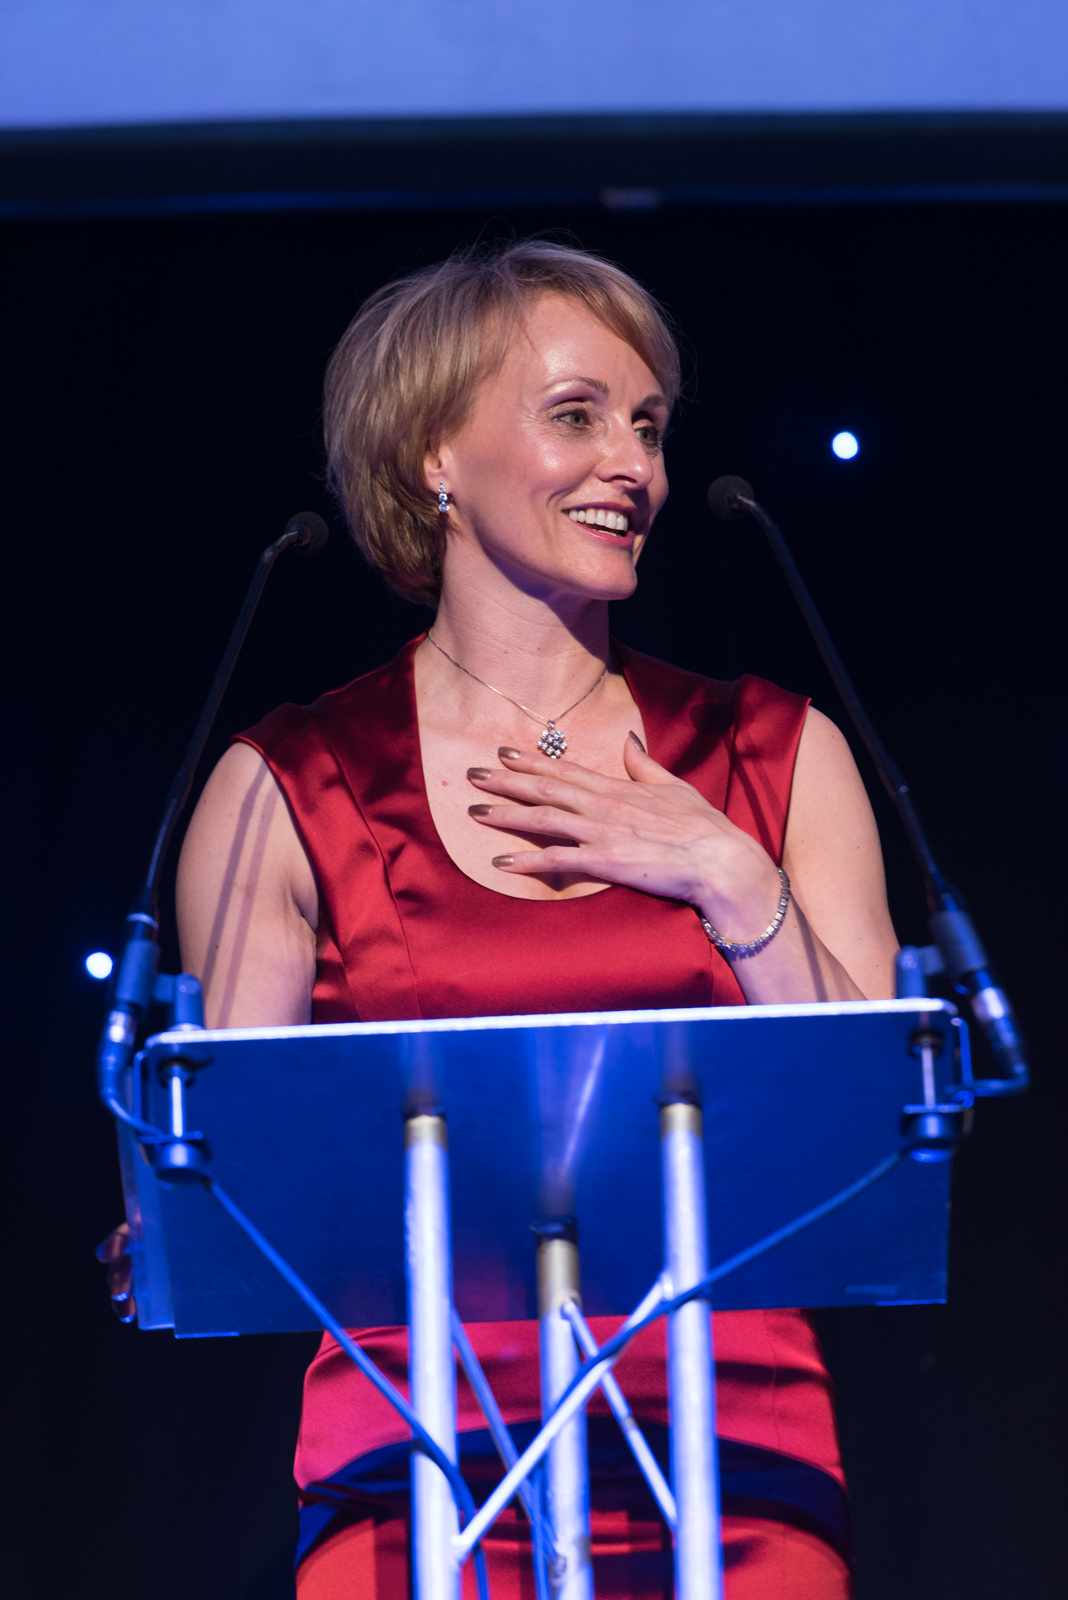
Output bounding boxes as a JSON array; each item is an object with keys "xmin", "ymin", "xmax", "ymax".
[
  {"xmin": 96, "ymin": 510, "xmax": 331, "ymax": 1134},
  {"xmin": 285, "ymin": 510, "xmax": 329, "ymax": 554},
  {"xmin": 708, "ymin": 475, "xmax": 1027, "ymax": 1095},
  {"xmin": 930, "ymin": 902, "xmax": 1026, "ymax": 1092},
  {"xmin": 706, "ymin": 476, "xmax": 754, "ymax": 521}
]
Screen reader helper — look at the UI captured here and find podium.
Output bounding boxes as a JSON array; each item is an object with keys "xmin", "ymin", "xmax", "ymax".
[{"xmin": 117, "ymin": 997, "xmax": 969, "ymax": 1599}]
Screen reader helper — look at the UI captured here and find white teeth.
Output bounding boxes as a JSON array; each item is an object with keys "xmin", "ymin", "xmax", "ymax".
[{"xmin": 566, "ymin": 508, "xmax": 630, "ymax": 533}]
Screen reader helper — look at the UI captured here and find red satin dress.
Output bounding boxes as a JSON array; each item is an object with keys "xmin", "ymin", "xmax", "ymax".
[{"xmin": 236, "ymin": 637, "xmax": 852, "ymax": 1600}]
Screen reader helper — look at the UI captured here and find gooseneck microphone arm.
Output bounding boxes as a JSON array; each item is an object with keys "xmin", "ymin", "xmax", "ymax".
[
  {"xmin": 707, "ymin": 478, "xmax": 943, "ymax": 906},
  {"xmin": 707, "ymin": 475, "xmax": 1027, "ymax": 1096},
  {"xmin": 142, "ymin": 512, "xmax": 330, "ymax": 914},
  {"xmin": 97, "ymin": 512, "xmax": 330, "ymax": 1140}
]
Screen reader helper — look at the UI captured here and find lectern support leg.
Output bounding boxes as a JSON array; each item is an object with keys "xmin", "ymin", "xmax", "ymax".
[
  {"xmin": 406, "ymin": 1114, "xmax": 460, "ymax": 1600},
  {"xmin": 538, "ymin": 1229, "xmax": 594, "ymax": 1600},
  {"xmin": 661, "ymin": 1102, "xmax": 724, "ymax": 1600}
]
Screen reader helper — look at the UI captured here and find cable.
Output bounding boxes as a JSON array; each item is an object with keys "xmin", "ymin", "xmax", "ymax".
[
  {"xmin": 205, "ymin": 1177, "xmax": 491, "ymax": 1600},
  {"xmin": 547, "ymin": 1150, "xmax": 905, "ymax": 1427},
  {"xmin": 561, "ymin": 1300, "xmax": 677, "ymax": 1529},
  {"xmin": 451, "ymin": 1312, "xmax": 557, "ymax": 1600}
]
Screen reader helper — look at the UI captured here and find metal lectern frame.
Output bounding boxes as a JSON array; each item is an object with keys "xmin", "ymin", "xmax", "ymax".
[{"xmin": 118, "ymin": 998, "xmax": 970, "ymax": 1599}]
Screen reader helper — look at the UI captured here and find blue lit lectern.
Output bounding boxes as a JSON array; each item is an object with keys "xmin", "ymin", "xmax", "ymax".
[{"xmin": 116, "ymin": 998, "xmax": 969, "ymax": 1600}]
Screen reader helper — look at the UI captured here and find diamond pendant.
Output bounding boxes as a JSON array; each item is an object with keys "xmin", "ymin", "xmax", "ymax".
[{"xmin": 538, "ymin": 721, "xmax": 567, "ymax": 759}]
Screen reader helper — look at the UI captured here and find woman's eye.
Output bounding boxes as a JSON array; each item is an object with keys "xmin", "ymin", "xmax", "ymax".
[
  {"xmin": 636, "ymin": 422, "xmax": 663, "ymax": 452},
  {"xmin": 553, "ymin": 407, "xmax": 591, "ymax": 428}
]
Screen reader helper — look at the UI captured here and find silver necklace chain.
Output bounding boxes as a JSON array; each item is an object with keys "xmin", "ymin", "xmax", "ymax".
[{"xmin": 425, "ymin": 629, "xmax": 608, "ymax": 759}]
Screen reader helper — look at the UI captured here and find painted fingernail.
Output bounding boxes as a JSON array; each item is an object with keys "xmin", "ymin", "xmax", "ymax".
[
  {"xmin": 628, "ymin": 730, "xmax": 646, "ymax": 752},
  {"xmin": 492, "ymin": 855, "xmax": 515, "ymax": 867},
  {"xmin": 498, "ymin": 747, "xmax": 521, "ymax": 760},
  {"xmin": 467, "ymin": 767, "xmax": 491, "ymax": 781},
  {"xmin": 468, "ymin": 804, "xmax": 492, "ymax": 817}
]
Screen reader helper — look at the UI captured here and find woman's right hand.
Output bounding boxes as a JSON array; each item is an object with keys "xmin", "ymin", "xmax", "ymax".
[{"xmin": 95, "ymin": 1221, "xmax": 136, "ymax": 1324}]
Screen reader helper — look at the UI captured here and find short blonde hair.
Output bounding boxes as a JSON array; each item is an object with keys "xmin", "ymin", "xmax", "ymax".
[{"xmin": 323, "ymin": 240, "xmax": 681, "ymax": 605}]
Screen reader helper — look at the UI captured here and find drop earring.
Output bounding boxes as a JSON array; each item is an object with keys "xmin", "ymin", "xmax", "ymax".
[{"xmin": 438, "ymin": 483, "xmax": 449, "ymax": 515}]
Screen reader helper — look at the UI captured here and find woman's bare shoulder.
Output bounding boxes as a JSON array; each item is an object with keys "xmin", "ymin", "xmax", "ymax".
[{"xmin": 176, "ymin": 743, "xmax": 317, "ymax": 1026}]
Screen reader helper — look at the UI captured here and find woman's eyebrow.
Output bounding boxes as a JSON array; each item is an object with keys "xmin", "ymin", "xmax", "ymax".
[
  {"xmin": 544, "ymin": 375, "xmax": 610, "ymax": 396},
  {"xmin": 544, "ymin": 378, "xmax": 668, "ymax": 411}
]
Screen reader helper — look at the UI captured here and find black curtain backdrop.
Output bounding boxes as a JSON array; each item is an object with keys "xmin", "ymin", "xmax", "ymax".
[{"xmin": 1, "ymin": 197, "xmax": 1064, "ymax": 1600}]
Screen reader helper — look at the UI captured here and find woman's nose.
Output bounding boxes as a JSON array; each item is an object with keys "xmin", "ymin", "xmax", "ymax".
[{"xmin": 597, "ymin": 418, "xmax": 656, "ymax": 485}]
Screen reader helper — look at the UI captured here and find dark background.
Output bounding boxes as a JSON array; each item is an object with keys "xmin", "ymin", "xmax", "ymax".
[{"xmin": 2, "ymin": 130, "xmax": 1065, "ymax": 1597}]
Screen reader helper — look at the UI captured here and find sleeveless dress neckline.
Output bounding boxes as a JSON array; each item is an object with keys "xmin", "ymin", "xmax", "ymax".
[
  {"xmin": 235, "ymin": 636, "xmax": 811, "ymax": 1027},
  {"xmin": 408, "ymin": 628, "xmax": 620, "ymax": 906}
]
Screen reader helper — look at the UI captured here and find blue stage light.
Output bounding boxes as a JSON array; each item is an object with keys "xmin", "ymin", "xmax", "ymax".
[
  {"xmin": 831, "ymin": 431, "xmax": 859, "ymax": 460},
  {"xmin": 86, "ymin": 951, "xmax": 114, "ymax": 980}
]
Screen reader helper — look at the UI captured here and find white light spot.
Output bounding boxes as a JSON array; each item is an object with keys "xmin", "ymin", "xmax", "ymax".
[
  {"xmin": 832, "ymin": 431, "xmax": 859, "ymax": 460},
  {"xmin": 86, "ymin": 951, "xmax": 114, "ymax": 980}
]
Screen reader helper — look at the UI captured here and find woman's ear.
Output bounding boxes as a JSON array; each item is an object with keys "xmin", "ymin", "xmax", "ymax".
[{"xmin": 423, "ymin": 444, "xmax": 449, "ymax": 498}]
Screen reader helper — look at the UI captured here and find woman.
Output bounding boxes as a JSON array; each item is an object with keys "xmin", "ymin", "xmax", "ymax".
[{"xmin": 174, "ymin": 241, "xmax": 898, "ymax": 1596}]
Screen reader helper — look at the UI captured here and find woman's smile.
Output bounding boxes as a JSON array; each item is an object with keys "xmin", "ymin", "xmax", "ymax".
[{"xmin": 564, "ymin": 505, "xmax": 633, "ymax": 535}]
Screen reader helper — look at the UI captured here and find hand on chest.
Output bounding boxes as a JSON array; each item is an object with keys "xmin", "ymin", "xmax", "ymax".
[{"xmin": 418, "ymin": 714, "xmax": 644, "ymax": 902}]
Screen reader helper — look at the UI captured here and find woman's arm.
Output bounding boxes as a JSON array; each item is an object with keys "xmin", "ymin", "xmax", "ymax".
[
  {"xmin": 700, "ymin": 705, "xmax": 898, "ymax": 1004},
  {"xmin": 176, "ymin": 741, "xmax": 318, "ymax": 1028},
  {"xmin": 775, "ymin": 706, "xmax": 898, "ymax": 1001}
]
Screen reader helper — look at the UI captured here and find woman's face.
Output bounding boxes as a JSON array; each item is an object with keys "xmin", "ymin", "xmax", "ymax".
[{"xmin": 431, "ymin": 294, "xmax": 671, "ymax": 605}]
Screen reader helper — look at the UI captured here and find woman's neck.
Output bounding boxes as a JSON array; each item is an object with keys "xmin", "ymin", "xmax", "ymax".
[{"xmin": 429, "ymin": 580, "xmax": 611, "ymax": 714}]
